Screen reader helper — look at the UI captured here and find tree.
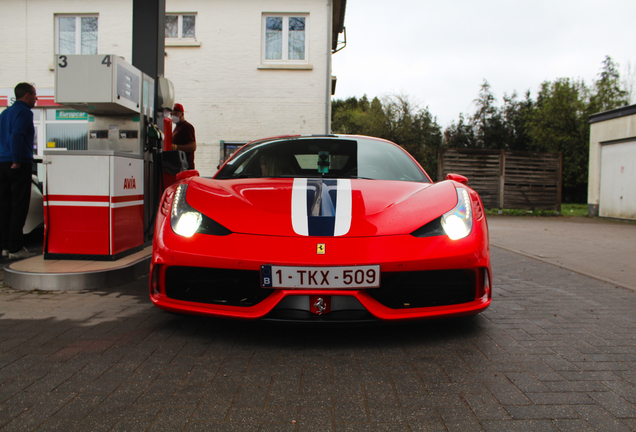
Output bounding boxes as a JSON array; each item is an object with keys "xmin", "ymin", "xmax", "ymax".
[
  {"xmin": 589, "ymin": 56, "xmax": 630, "ymax": 113},
  {"xmin": 331, "ymin": 95, "xmax": 388, "ymax": 137},
  {"xmin": 416, "ymin": 109, "xmax": 444, "ymax": 179},
  {"xmin": 334, "ymin": 57, "xmax": 629, "ymax": 202},
  {"xmin": 525, "ymin": 78, "xmax": 590, "ymax": 202},
  {"xmin": 445, "ymin": 81, "xmax": 529, "ymax": 151},
  {"xmin": 501, "ymin": 91, "xmax": 533, "ymax": 151},
  {"xmin": 443, "ymin": 114, "xmax": 476, "ymax": 149},
  {"xmin": 331, "ymin": 94, "xmax": 442, "ymax": 177},
  {"xmin": 472, "ymin": 80, "xmax": 507, "ymax": 149},
  {"xmin": 381, "ymin": 94, "xmax": 443, "ymax": 179}
]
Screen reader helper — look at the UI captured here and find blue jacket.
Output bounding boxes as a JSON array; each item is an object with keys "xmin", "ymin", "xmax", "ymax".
[{"xmin": 0, "ymin": 100, "xmax": 35, "ymax": 164}]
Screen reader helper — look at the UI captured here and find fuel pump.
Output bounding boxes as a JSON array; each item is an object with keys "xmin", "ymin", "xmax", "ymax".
[{"xmin": 46, "ymin": 54, "xmax": 179, "ymax": 260}]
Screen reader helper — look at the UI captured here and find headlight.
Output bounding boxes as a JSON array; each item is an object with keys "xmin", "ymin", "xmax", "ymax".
[
  {"xmin": 441, "ymin": 188, "xmax": 472, "ymax": 240},
  {"xmin": 171, "ymin": 184, "xmax": 202, "ymax": 237}
]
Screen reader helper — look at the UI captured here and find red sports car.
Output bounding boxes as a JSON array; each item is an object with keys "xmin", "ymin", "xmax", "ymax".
[{"xmin": 150, "ymin": 135, "xmax": 491, "ymax": 322}]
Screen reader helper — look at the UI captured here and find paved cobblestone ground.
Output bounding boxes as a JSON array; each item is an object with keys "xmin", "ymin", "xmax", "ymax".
[{"xmin": 1, "ymin": 247, "xmax": 636, "ymax": 431}]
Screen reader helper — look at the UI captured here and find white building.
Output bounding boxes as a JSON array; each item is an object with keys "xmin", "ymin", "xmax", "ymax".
[
  {"xmin": 0, "ymin": 0, "xmax": 347, "ymax": 176},
  {"xmin": 588, "ymin": 104, "xmax": 636, "ymax": 220}
]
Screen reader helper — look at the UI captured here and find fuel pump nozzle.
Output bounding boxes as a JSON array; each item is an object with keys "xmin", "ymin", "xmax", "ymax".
[{"xmin": 145, "ymin": 122, "xmax": 164, "ymax": 153}]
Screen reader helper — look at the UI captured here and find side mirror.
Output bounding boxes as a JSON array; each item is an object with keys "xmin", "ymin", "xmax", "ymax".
[
  {"xmin": 176, "ymin": 169, "xmax": 200, "ymax": 181},
  {"xmin": 445, "ymin": 173, "xmax": 468, "ymax": 185}
]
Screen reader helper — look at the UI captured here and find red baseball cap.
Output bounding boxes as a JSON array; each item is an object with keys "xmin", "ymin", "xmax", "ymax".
[{"xmin": 173, "ymin": 103, "xmax": 184, "ymax": 113}]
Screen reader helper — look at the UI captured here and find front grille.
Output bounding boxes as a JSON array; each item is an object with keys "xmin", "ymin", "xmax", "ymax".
[
  {"xmin": 164, "ymin": 266, "xmax": 274, "ymax": 307},
  {"xmin": 367, "ymin": 270, "xmax": 475, "ymax": 309},
  {"xmin": 164, "ymin": 267, "xmax": 475, "ymax": 311}
]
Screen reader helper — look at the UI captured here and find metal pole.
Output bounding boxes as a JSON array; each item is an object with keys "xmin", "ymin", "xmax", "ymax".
[
  {"xmin": 132, "ymin": 0, "xmax": 166, "ymax": 241},
  {"xmin": 498, "ymin": 149, "xmax": 505, "ymax": 214},
  {"xmin": 325, "ymin": 0, "xmax": 333, "ymax": 134}
]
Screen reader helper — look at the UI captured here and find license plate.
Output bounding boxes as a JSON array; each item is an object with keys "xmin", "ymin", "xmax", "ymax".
[{"xmin": 261, "ymin": 265, "xmax": 380, "ymax": 289}]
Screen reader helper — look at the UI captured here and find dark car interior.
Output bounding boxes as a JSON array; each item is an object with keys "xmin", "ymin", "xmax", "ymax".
[{"xmin": 215, "ymin": 137, "xmax": 429, "ymax": 182}]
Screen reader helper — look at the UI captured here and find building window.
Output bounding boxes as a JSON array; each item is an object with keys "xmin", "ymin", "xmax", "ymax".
[
  {"xmin": 166, "ymin": 14, "xmax": 196, "ymax": 39},
  {"xmin": 55, "ymin": 15, "xmax": 98, "ymax": 55},
  {"xmin": 263, "ymin": 14, "xmax": 308, "ymax": 62}
]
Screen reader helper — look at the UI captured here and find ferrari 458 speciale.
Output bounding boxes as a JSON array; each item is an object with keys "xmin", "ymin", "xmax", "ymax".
[{"xmin": 150, "ymin": 135, "xmax": 491, "ymax": 322}]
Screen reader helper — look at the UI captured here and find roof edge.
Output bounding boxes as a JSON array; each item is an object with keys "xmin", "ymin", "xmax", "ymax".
[
  {"xmin": 589, "ymin": 103, "xmax": 636, "ymax": 124},
  {"xmin": 332, "ymin": 0, "xmax": 347, "ymax": 51}
]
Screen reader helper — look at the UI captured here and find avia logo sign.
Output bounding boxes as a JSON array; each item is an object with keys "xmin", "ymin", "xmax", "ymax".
[{"xmin": 123, "ymin": 176, "xmax": 137, "ymax": 190}]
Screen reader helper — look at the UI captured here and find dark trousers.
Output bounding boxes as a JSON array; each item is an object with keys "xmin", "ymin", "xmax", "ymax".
[{"xmin": 0, "ymin": 162, "xmax": 32, "ymax": 253}]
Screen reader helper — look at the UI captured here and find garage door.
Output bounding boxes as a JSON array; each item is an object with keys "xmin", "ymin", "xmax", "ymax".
[{"xmin": 600, "ymin": 140, "xmax": 636, "ymax": 219}]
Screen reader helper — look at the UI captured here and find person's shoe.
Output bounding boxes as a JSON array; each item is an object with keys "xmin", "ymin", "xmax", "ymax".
[
  {"xmin": 8, "ymin": 247, "xmax": 32, "ymax": 260},
  {"xmin": 1, "ymin": 250, "xmax": 8, "ymax": 258}
]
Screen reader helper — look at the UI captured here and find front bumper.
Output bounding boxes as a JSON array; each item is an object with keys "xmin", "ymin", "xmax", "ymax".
[
  {"xmin": 150, "ymin": 226, "xmax": 491, "ymax": 321},
  {"xmin": 151, "ymin": 265, "xmax": 490, "ymax": 321}
]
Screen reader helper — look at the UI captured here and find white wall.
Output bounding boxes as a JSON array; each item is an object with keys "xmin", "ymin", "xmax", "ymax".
[
  {"xmin": 165, "ymin": 0, "xmax": 332, "ymax": 175},
  {"xmin": 0, "ymin": 0, "xmax": 334, "ymax": 176},
  {"xmin": 0, "ymin": 0, "xmax": 133, "ymax": 89},
  {"xmin": 1, "ymin": 1, "xmax": 28, "ymax": 84}
]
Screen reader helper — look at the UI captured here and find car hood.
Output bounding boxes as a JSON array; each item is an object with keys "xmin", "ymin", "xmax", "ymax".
[{"xmin": 186, "ymin": 178, "xmax": 458, "ymax": 237}]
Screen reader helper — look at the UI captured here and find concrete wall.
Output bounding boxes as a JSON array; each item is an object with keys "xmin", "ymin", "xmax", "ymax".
[
  {"xmin": 1, "ymin": 0, "xmax": 335, "ymax": 176},
  {"xmin": 588, "ymin": 106, "xmax": 636, "ymax": 219}
]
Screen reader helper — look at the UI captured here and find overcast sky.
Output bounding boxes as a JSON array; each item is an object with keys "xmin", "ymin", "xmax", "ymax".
[{"xmin": 331, "ymin": 0, "xmax": 636, "ymax": 128}]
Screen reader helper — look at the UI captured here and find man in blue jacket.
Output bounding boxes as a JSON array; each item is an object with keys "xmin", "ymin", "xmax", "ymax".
[{"xmin": 0, "ymin": 83, "xmax": 37, "ymax": 260}]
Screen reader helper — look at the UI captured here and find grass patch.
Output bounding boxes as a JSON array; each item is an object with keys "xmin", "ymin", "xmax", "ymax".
[
  {"xmin": 561, "ymin": 203, "xmax": 588, "ymax": 216},
  {"xmin": 485, "ymin": 203, "xmax": 588, "ymax": 217}
]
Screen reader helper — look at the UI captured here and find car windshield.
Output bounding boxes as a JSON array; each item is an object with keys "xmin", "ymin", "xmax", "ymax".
[{"xmin": 215, "ymin": 137, "xmax": 430, "ymax": 182}]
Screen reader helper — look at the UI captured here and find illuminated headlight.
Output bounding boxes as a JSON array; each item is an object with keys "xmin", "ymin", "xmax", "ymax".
[
  {"xmin": 441, "ymin": 188, "xmax": 473, "ymax": 240},
  {"xmin": 171, "ymin": 184, "xmax": 202, "ymax": 237}
]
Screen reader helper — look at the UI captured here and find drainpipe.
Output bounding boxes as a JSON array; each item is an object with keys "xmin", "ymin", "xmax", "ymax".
[{"xmin": 325, "ymin": 0, "xmax": 333, "ymax": 134}]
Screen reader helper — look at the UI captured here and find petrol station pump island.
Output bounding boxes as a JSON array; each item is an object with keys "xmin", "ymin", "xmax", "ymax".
[{"xmin": 44, "ymin": 54, "xmax": 184, "ymax": 261}]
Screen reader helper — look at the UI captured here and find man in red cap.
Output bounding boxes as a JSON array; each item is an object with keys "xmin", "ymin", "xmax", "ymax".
[{"xmin": 170, "ymin": 103, "xmax": 196, "ymax": 169}]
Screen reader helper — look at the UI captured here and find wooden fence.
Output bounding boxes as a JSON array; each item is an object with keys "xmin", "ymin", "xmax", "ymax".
[{"xmin": 437, "ymin": 148, "xmax": 562, "ymax": 211}]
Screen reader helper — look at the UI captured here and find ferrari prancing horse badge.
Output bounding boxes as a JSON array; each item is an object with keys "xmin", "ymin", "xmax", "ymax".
[{"xmin": 317, "ymin": 244, "xmax": 325, "ymax": 254}]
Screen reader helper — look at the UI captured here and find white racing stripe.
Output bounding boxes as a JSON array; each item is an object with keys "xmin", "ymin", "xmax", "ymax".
[
  {"xmin": 291, "ymin": 178, "xmax": 309, "ymax": 236},
  {"xmin": 334, "ymin": 179, "xmax": 352, "ymax": 236},
  {"xmin": 291, "ymin": 178, "xmax": 352, "ymax": 236}
]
